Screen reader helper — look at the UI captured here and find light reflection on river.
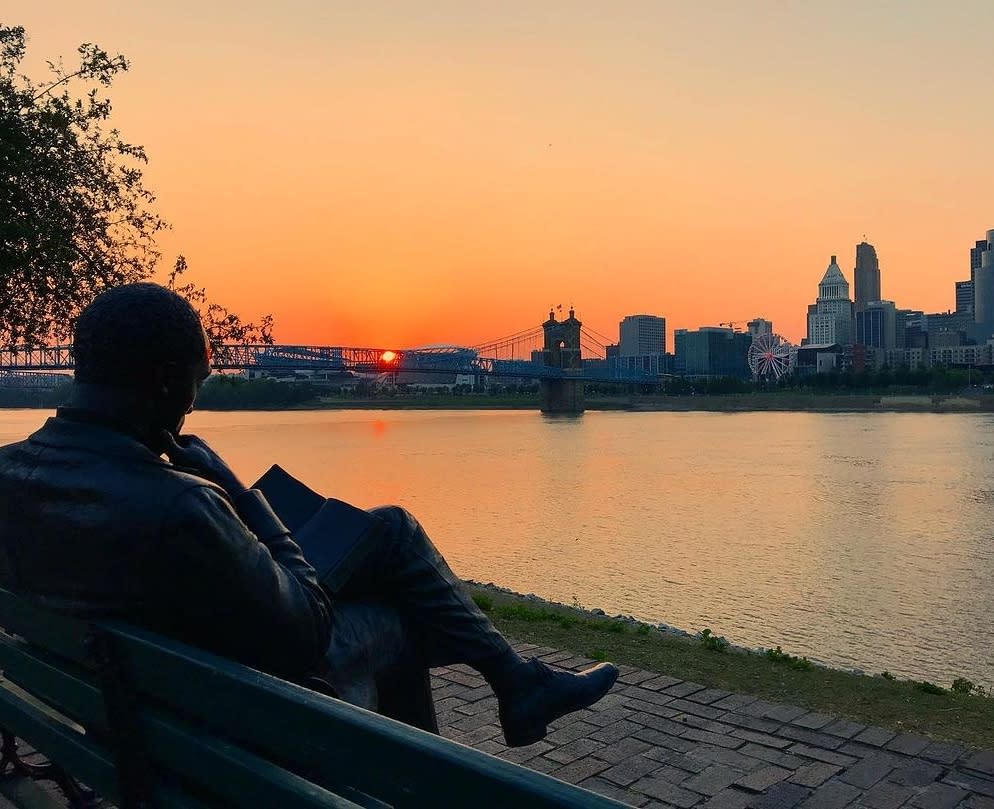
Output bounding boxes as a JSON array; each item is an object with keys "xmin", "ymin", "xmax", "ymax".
[{"xmin": 2, "ymin": 408, "xmax": 992, "ymax": 686}]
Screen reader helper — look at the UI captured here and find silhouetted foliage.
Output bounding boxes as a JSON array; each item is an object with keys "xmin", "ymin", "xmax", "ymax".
[
  {"xmin": 194, "ymin": 376, "xmax": 319, "ymax": 409},
  {"xmin": 167, "ymin": 258, "xmax": 274, "ymax": 355},
  {"xmin": 0, "ymin": 25, "xmax": 272, "ymax": 347},
  {"xmin": 0, "ymin": 379, "xmax": 72, "ymax": 408}
]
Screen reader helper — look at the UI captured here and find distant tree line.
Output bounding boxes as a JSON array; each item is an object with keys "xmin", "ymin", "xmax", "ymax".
[
  {"xmin": 0, "ymin": 381, "xmax": 72, "ymax": 409},
  {"xmin": 585, "ymin": 365, "xmax": 989, "ymax": 397},
  {"xmin": 322, "ymin": 382, "xmax": 540, "ymax": 397},
  {"xmin": 5, "ymin": 367, "xmax": 983, "ymax": 411},
  {"xmin": 776, "ymin": 365, "xmax": 983, "ymax": 394},
  {"xmin": 195, "ymin": 377, "xmax": 320, "ymax": 409}
]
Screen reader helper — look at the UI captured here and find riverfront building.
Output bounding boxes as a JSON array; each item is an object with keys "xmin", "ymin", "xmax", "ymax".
[
  {"xmin": 956, "ymin": 280, "xmax": 974, "ymax": 316},
  {"xmin": 878, "ymin": 342, "xmax": 994, "ymax": 370},
  {"xmin": 955, "ymin": 236, "xmax": 989, "ymax": 317},
  {"xmin": 747, "ymin": 318, "xmax": 773, "ymax": 339},
  {"xmin": 674, "ymin": 327, "xmax": 751, "ymax": 378},
  {"xmin": 618, "ymin": 314, "xmax": 667, "ymax": 375},
  {"xmin": 795, "ymin": 343, "xmax": 844, "ymax": 375},
  {"xmin": 973, "ymin": 231, "xmax": 994, "ymax": 328},
  {"xmin": 855, "ymin": 300, "xmax": 897, "ymax": 350},
  {"xmin": 899, "ymin": 309, "xmax": 926, "ymax": 349},
  {"xmin": 806, "ymin": 256, "xmax": 854, "ymax": 346},
  {"xmin": 925, "ymin": 310, "xmax": 972, "ymax": 342}
]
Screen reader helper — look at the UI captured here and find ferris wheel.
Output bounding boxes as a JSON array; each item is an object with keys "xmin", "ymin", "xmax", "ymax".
[{"xmin": 747, "ymin": 333, "xmax": 795, "ymax": 379}]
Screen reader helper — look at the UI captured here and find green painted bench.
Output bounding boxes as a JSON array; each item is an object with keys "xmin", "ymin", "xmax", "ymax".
[{"xmin": 0, "ymin": 587, "xmax": 625, "ymax": 808}]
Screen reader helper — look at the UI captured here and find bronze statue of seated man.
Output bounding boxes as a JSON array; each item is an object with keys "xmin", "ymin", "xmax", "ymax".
[{"xmin": 0, "ymin": 283, "xmax": 618, "ymax": 746}]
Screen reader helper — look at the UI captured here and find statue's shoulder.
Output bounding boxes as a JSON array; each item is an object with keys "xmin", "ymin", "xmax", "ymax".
[{"xmin": 0, "ymin": 436, "xmax": 35, "ymax": 468}]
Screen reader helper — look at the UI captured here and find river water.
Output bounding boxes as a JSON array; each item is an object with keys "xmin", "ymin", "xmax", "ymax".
[{"xmin": 2, "ymin": 408, "xmax": 992, "ymax": 687}]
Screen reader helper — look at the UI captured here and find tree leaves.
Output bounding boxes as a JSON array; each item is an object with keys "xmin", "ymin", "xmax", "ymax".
[
  {"xmin": 0, "ymin": 25, "xmax": 274, "ymax": 349},
  {"xmin": 0, "ymin": 25, "xmax": 157, "ymax": 344},
  {"xmin": 167, "ymin": 257, "xmax": 274, "ymax": 355}
]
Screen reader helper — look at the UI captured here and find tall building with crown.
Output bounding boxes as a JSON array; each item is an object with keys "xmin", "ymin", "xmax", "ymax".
[
  {"xmin": 806, "ymin": 255, "xmax": 854, "ymax": 346},
  {"xmin": 853, "ymin": 241, "xmax": 881, "ymax": 312}
]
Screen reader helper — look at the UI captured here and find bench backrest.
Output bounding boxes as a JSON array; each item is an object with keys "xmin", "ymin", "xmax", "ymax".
[{"xmin": 0, "ymin": 588, "xmax": 624, "ymax": 808}]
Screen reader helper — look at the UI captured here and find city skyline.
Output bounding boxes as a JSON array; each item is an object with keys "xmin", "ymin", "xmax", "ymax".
[
  {"xmin": 9, "ymin": 2, "xmax": 994, "ymax": 347},
  {"xmin": 615, "ymin": 234, "xmax": 982, "ymax": 354}
]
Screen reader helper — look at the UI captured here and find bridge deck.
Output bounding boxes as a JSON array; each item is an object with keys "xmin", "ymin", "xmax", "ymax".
[{"xmin": 0, "ymin": 344, "xmax": 664, "ymax": 384}]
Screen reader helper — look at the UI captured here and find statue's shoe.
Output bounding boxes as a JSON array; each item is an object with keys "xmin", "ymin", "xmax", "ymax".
[{"xmin": 498, "ymin": 658, "xmax": 619, "ymax": 747}]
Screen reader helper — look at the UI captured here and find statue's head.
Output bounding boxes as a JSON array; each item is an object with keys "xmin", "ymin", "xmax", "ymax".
[{"xmin": 73, "ymin": 283, "xmax": 210, "ymax": 434}]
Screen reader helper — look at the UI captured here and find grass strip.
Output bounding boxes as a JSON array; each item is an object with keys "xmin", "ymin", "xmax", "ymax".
[{"xmin": 465, "ymin": 584, "xmax": 994, "ymax": 750}]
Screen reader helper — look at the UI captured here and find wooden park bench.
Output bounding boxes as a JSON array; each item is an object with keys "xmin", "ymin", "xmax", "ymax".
[{"xmin": 0, "ymin": 587, "xmax": 624, "ymax": 808}]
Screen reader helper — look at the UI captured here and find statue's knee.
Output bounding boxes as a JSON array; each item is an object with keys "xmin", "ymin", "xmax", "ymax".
[{"xmin": 368, "ymin": 505, "xmax": 416, "ymax": 538}]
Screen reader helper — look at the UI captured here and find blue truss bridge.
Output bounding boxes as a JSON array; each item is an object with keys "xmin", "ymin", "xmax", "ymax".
[{"xmin": 0, "ymin": 321, "xmax": 662, "ymax": 388}]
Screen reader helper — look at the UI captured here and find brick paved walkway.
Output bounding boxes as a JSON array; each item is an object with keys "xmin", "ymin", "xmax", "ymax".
[
  {"xmin": 434, "ymin": 642, "xmax": 994, "ymax": 808},
  {"xmin": 12, "ymin": 640, "xmax": 994, "ymax": 808}
]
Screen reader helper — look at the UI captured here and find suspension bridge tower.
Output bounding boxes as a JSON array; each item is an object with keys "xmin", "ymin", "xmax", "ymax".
[{"xmin": 541, "ymin": 307, "xmax": 585, "ymax": 414}]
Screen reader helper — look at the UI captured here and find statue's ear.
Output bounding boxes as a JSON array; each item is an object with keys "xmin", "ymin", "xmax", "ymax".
[{"xmin": 153, "ymin": 361, "xmax": 185, "ymax": 397}]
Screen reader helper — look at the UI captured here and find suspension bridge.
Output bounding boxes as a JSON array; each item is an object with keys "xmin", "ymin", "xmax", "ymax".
[{"xmin": 0, "ymin": 312, "xmax": 663, "ymax": 395}]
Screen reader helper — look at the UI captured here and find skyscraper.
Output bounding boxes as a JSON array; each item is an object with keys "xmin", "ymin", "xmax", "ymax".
[
  {"xmin": 855, "ymin": 301, "xmax": 897, "ymax": 350},
  {"xmin": 853, "ymin": 241, "xmax": 881, "ymax": 312},
  {"xmin": 618, "ymin": 314, "xmax": 666, "ymax": 375},
  {"xmin": 619, "ymin": 315, "xmax": 666, "ymax": 355},
  {"xmin": 972, "ymin": 231, "xmax": 994, "ymax": 326},
  {"xmin": 807, "ymin": 255, "xmax": 854, "ymax": 346},
  {"xmin": 971, "ymin": 238, "xmax": 988, "ymax": 277},
  {"xmin": 956, "ymin": 280, "xmax": 974, "ymax": 316},
  {"xmin": 957, "ymin": 237, "xmax": 989, "ymax": 317}
]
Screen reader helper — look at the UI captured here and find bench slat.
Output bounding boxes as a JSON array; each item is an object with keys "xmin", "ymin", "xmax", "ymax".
[
  {"xmin": 143, "ymin": 711, "xmax": 363, "ymax": 809},
  {"xmin": 0, "ymin": 589, "xmax": 626, "ymax": 808},
  {"xmin": 0, "ymin": 593, "xmax": 91, "ymax": 665},
  {"xmin": 0, "ymin": 636, "xmax": 362, "ymax": 809},
  {"xmin": 104, "ymin": 624, "xmax": 624, "ymax": 808},
  {"xmin": 0, "ymin": 646, "xmax": 221, "ymax": 809},
  {"xmin": 0, "ymin": 680, "xmax": 118, "ymax": 800},
  {"xmin": 0, "ymin": 636, "xmax": 106, "ymax": 734}
]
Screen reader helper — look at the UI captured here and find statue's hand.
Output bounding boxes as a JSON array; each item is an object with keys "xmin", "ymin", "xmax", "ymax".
[{"xmin": 161, "ymin": 431, "xmax": 247, "ymax": 497}]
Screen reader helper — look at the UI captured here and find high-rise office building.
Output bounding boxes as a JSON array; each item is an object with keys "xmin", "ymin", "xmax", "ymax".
[
  {"xmin": 853, "ymin": 241, "xmax": 881, "ymax": 312},
  {"xmin": 925, "ymin": 311, "xmax": 972, "ymax": 344},
  {"xmin": 855, "ymin": 301, "xmax": 897, "ymax": 350},
  {"xmin": 956, "ymin": 237, "xmax": 988, "ymax": 317},
  {"xmin": 674, "ymin": 327, "xmax": 751, "ymax": 378},
  {"xmin": 898, "ymin": 310, "xmax": 926, "ymax": 350},
  {"xmin": 747, "ymin": 318, "xmax": 773, "ymax": 339},
  {"xmin": 807, "ymin": 255, "xmax": 854, "ymax": 346},
  {"xmin": 971, "ymin": 238, "xmax": 988, "ymax": 276},
  {"xmin": 618, "ymin": 314, "xmax": 666, "ymax": 375},
  {"xmin": 956, "ymin": 280, "xmax": 974, "ymax": 316},
  {"xmin": 972, "ymin": 231, "xmax": 994, "ymax": 326},
  {"xmin": 619, "ymin": 315, "xmax": 666, "ymax": 355}
]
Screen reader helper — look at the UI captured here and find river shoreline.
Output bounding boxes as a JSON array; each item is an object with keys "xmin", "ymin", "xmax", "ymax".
[
  {"xmin": 188, "ymin": 393, "xmax": 994, "ymax": 413},
  {"xmin": 465, "ymin": 579, "xmax": 823, "ymax": 667},
  {"xmin": 461, "ymin": 581, "xmax": 994, "ymax": 749},
  {"xmin": 5, "ymin": 393, "xmax": 994, "ymax": 413}
]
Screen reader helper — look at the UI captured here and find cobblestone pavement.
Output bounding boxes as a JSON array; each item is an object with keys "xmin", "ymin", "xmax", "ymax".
[
  {"xmin": 434, "ymin": 642, "xmax": 994, "ymax": 808},
  {"xmin": 13, "ymin": 641, "xmax": 994, "ymax": 808}
]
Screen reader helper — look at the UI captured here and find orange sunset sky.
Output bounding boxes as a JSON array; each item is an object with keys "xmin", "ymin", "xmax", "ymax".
[{"xmin": 10, "ymin": 1, "xmax": 994, "ymax": 348}]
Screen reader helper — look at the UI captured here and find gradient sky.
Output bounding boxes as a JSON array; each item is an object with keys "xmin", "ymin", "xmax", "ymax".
[{"xmin": 9, "ymin": 1, "xmax": 994, "ymax": 348}]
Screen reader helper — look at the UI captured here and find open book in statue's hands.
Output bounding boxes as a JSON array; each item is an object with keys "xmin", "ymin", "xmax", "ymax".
[{"xmin": 252, "ymin": 464, "xmax": 386, "ymax": 594}]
